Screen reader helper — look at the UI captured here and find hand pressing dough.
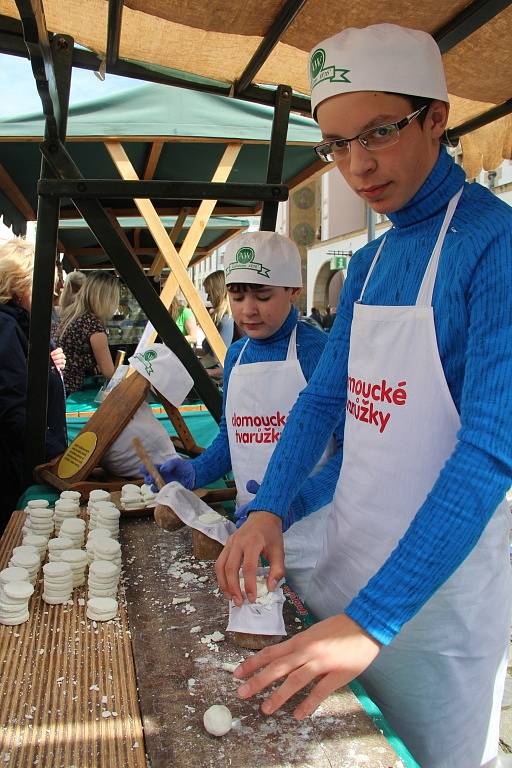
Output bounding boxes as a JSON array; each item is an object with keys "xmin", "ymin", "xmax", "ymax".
[
  {"xmin": 239, "ymin": 575, "xmax": 269, "ymax": 600},
  {"xmin": 203, "ymin": 704, "xmax": 233, "ymax": 737}
]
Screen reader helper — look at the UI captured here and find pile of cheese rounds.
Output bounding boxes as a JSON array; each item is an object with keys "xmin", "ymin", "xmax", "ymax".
[
  {"xmin": 0, "ymin": 487, "xmax": 130, "ymax": 626},
  {"xmin": 120, "ymin": 483, "xmax": 156, "ymax": 510},
  {"xmin": 0, "ymin": 567, "xmax": 34, "ymax": 625}
]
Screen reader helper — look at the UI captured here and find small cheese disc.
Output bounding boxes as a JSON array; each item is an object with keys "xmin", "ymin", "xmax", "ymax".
[{"xmin": 203, "ymin": 704, "xmax": 233, "ymax": 737}]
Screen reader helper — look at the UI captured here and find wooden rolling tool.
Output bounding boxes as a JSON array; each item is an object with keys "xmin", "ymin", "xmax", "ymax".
[{"xmin": 131, "ymin": 438, "xmax": 184, "ymax": 531}]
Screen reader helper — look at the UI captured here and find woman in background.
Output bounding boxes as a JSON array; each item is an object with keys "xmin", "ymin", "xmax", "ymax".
[
  {"xmin": 59, "ymin": 270, "xmax": 86, "ymax": 314},
  {"xmin": 0, "ymin": 239, "xmax": 67, "ymax": 529},
  {"xmin": 51, "ymin": 269, "xmax": 85, "ymax": 342},
  {"xmin": 56, "ymin": 271, "xmax": 120, "ymax": 394},
  {"xmin": 201, "ymin": 270, "xmax": 238, "ymax": 379},
  {"xmin": 170, "ymin": 296, "xmax": 197, "ymax": 346}
]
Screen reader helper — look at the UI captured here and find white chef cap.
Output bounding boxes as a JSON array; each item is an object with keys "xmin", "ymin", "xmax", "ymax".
[
  {"xmin": 310, "ymin": 24, "xmax": 448, "ymax": 119},
  {"xmin": 224, "ymin": 231, "xmax": 302, "ymax": 288}
]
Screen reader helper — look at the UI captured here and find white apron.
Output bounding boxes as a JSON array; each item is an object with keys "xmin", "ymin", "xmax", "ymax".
[
  {"xmin": 226, "ymin": 327, "xmax": 332, "ymax": 598},
  {"xmin": 306, "ymin": 189, "xmax": 512, "ymax": 768}
]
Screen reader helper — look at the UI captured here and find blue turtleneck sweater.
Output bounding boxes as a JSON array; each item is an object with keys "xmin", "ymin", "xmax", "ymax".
[
  {"xmin": 190, "ymin": 306, "xmax": 344, "ymax": 516},
  {"xmin": 248, "ymin": 148, "xmax": 512, "ymax": 645}
]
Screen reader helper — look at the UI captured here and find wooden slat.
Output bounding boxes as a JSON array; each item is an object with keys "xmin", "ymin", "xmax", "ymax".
[
  {"xmin": 143, "ymin": 141, "xmax": 164, "ymax": 180},
  {"xmin": 0, "ymin": 162, "xmax": 37, "ymax": 220},
  {"xmin": 148, "ymin": 206, "xmax": 189, "ymax": 277},
  {"xmin": 105, "ymin": 140, "xmax": 228, "ymax": 365},
  {"xmin": 0, "ymin": 511, "xmax": 146, "ymax": 768},
  {"xmin": 144, "ymin": 142, "xmax": 242, "ymax": 346}
]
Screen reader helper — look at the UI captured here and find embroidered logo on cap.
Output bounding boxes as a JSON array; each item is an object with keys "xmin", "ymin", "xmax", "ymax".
[
  {"xmin": 133, "ymin": 349, "xmax": 157, "ymax": 375},
  {"xmin": 310, "ymin": 47, "xmax": 351, "ymax": 89},
  {"xmin": 236, "ymin": 246, "xmax": 255, "ymax": 265},
  {"xmin": 225, "ymin": 246, "xmax": 271, "ymax": 279}
]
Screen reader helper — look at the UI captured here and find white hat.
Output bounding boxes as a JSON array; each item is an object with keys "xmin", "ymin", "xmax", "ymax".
[
  {"xmin": 310, "ymin": 24, "xmax": 448, "ymax": 118},
  {"xmin": 128, "ymin": 343, "xmax": 193, "ymax": 407},
  {"xmin": 224, "ymin": 232, "xmax": 302, "ymax": 288}
]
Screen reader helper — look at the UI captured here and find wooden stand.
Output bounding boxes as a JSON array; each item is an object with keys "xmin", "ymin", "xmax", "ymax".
[
  {"xmin": 34, "ymin": 371, "xmax": 204, "ymax": 500},
  {"xmin": 191, "ymin": 528, "xmax": 224, "ymax": 560}
]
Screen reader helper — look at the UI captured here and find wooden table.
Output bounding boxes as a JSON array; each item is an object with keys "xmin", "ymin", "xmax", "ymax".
[
  {"xmin": 0, "ymin": 511, "xmax": 409, "ymax": 767},
  {"xmin": 121, "ymin": 518, "xmax": 408, "ymax": 768},
  {"xmin": 0, "ymin": 512, "xmax": 145, "ymax": 767}
]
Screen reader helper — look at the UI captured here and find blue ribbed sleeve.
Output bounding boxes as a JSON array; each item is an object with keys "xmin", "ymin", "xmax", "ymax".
[{"xmin": 252, "ymin": 149, "xmax": 512, "ymax": 644}]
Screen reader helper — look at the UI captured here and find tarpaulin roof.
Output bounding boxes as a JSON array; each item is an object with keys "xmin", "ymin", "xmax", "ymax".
[
  {"xmin": 0, "ymin": 0, "xmax": 510, "ymax": 177},
  {"xmin": 0, "ymin": 82, "xmax": 322, "ymax": 237},
  {"xmin": 58, "ymin": 214, "xmax": 249, "ymax": 271}
]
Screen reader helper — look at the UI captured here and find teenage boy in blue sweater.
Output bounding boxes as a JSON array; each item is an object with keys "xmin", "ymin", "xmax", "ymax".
[
  {"xmin": 145, "ymin": 231, "xmax": 343, "ymax": 596},
  {"xmin": 216, "ymin": 24, "xmax": 512, "ymax": 768}
]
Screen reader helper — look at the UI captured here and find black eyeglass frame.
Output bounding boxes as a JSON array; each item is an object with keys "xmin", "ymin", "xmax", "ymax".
[{"xmin": 314, "ymin": 105, "xmax": 429, "ymax": 162}]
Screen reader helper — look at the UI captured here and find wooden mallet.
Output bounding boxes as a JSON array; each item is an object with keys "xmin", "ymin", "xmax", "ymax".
[
  {"xmin": 131, "ymin": 437, "xmax": 184, "ymax": 530},
  {"xmin": 132, "ymin": 436, "xmax": 165, "ymax": 489}
]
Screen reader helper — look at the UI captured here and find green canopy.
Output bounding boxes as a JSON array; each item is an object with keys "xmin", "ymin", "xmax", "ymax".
[
  {"xmin": 58, "ymin": 214, "xmax": 249, "ymax": 270},
  {"xmin": 0, "ymin": 82, "xmax": 323, "ymax": 238}
]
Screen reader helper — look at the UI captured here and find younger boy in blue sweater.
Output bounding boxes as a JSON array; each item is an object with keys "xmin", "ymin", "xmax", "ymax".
[{"xmin": 145, "ymin": 231, "xmax": 342, "ymax": 590}]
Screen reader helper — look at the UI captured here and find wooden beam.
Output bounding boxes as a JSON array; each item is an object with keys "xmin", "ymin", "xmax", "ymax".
[
  {"xmin": 64, "ymin": 252, "xmax": 80, "ymax": 268},
  {"xmin": 158, "ymin": 143, "xmax": 242, "ymax": 311},
  {"xmin": 143, "ymin": 141, "xmax": 164, "ymax": 180},
  {"xmin": 105, "ymin": 140, "xmax": 229, "ymax": 364},
  {"xmin": 58, "ymin": 205, "xmax": 256, "ymax": 218},
  {"xmin": 0, "ymin": 162, "xmax": 36, "ymax": 220},
  {"xmin": 106, "ymin": 0, "xmax": 123, "ymax": 68},
  {"xmin": 286, "ymin": 158, "xmax": 329, "ymax": 190},
  {"xmin": 148, "ymin": 206, "xmax": 189, "ymax": 277},
  {"xmin": 108, "ymin": 213, "xmax": 143, "ymax": 269}
]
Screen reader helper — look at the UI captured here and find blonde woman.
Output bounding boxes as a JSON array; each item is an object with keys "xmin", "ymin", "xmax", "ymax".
[
  {"xmin": 201, "ymin": 270, "xmax": 238, "ymax": 378},
  {"xmin": 51, "ymin": 269, "xmax": 85, "ymax": 341},
  {"xmin": 0, "ymin": 239, "xmax": 67, "ymax": 529},
  {"xmin": 56, "ymin": 271, "xmax": 120, "ymax": 394},
  {"xmin": 59, "ymin": 270, "xmax": 86, "ymax": 313}
]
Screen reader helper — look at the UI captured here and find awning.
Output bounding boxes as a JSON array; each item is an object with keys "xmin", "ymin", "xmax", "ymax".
[
  {"xmin": 0, "ymin": 81, "xmax": 322, "ymax": 236},
  {"xmin": 0, "ymin": 0, "xmax": 510, "ymax": 177}
]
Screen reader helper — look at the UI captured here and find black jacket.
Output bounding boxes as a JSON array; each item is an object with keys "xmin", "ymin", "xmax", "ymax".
[{"xmin": 0, "ymin": 302, "xmax": 67, "ymax": 525}]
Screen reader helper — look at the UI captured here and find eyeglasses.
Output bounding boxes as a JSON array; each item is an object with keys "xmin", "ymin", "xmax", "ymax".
[{"xmin": 314, "ymin": 105, "xmax": 428, "ymax": 163}]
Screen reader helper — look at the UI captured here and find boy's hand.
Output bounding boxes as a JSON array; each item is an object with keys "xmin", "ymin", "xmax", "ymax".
[
  {"xmin": 215, "ymin": 510, "xmax": 284, "ymax": 605},
  {"xmin": 141, "ymin": 457, "xmax": 195, "ymax": 492},
  {"xmin": 234, "ymin": 614, "xmax": 381, "ymax": 719}
]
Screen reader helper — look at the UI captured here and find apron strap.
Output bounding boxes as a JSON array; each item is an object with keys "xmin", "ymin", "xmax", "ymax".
[
  {"xmin": 233, "ymin": 337, "xmax": 250, "ymax": 369},
  {"xmin": 358, "ymin": 236, "xmax": 387, "ymax": 302},
  {"xmin": 416, "ymin": 187, "xmax": 463, "ymax": 307},
  {"xmin": 286, "ymin": 325, "xmax": 298, "ymax": 361}
]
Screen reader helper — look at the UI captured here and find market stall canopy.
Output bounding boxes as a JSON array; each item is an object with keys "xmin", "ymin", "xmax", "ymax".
[
  {"xmin": 0, "ymin": 81, "xmax": 322, "ymax": 236},
  {"xmin": 57, "ymin": 214, "xmax": 249, "ymax": 271},
  {"xmin": 0, "ymin": 0, "xmax": 510, "ymax": 178}
]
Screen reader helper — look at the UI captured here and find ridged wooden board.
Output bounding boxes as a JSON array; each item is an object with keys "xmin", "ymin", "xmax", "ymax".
[
  {"xmin": 0, "ymin": 511, "xmax": 146, "ymax": 768},
  {"xmin": 121, "ymin": 519, "xmax": 405, "ymax": 768}
]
